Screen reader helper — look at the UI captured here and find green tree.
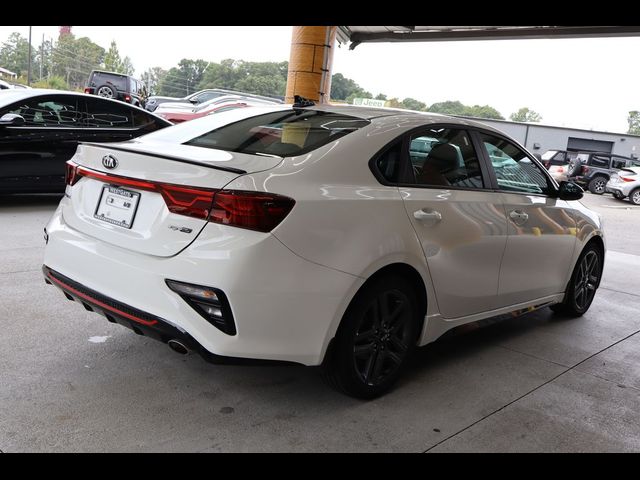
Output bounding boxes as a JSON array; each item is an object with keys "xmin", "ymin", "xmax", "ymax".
[
  {"xmin": 402, "ymin": 97, "xmax": 427, "ymax": 112},
  {"xmin": 427, "ymin": 100, "xmax": 467, "ymax": 115},
  {"xmin": 375, "ymin": 93, "xmax": 387, "ymax": 101},
  {"xmin": 158, "ymin": 58, "xmax": 209, "ymax": 97},
  {"xmin": 0, "ymin": 32, "xmax": 33, "ymax": 77},
  {"xmin": 330, "ymin": 72, "xmax": 371, "ymax": 101},
  {"xmin": 52, "ymin": 34, "xmax": 105, "ymax": 89},
  {"xmin": 627, "ymin": 111, "xmax": 640, "ymax": 135},
  {"xmin": 142, "ymin": 67, "xmax": 167, "ymax": 96},
  {"xmin": 510, "ymin": 107, "xmax": 542, "ymax": 122},
  {"xmin": 466, "ymin": 104, "xmax": 504, "ymax": 120},
  {"xmin": 103, "ymin": 40, "xmax": 134, "ymax": 75}
]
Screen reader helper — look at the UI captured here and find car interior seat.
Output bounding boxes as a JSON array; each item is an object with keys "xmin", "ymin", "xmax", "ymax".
[{"xmin": 417, "ymin": 143, "xmax": 459, "ymax": 186}]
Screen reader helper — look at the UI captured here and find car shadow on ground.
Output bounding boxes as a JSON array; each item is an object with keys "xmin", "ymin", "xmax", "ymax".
[{"xmin": 0, "ymin": 194, "xmax": 64, "ymax": 207}]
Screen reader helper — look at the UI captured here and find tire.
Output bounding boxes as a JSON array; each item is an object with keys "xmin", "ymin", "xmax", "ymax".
[
  {"xmin": 588, "ymin": 176, "xmax": 608, "ymax": 195},
  {"xmin": 551, "ymin": 244, "xmax": 603, "ymax": 317},
  {"xmin": 96, "ymin": 84, "xmax": 116, "ymax": 99},
  {"xmin": 322, "ymin": 275, "xmax": 421, "ymax": 399},
  {"xmin": 613, "ymin": 192, "xmax": 625, "ymax": 200},
  {"xmin": 630, "ymin": 188, "xmax": 640, "ymax": 205}
]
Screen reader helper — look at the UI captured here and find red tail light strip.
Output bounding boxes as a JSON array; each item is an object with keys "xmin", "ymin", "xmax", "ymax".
[
  {"xmin": 46, "ymin": 271, "xmax": 158, "ymax": 326},
  {"xmin": 66, "ymin": 161, "xmax": 295, "ymax": 231}
]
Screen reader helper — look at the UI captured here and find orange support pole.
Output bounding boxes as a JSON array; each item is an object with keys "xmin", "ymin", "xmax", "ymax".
[{"xmin": 285, "ymin": 26, "xmax": 337, "ymax": 104}]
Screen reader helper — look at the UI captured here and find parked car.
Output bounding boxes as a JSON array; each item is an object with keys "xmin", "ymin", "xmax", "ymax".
[
  {"xmin": 156, "ymin": 97, "xmax": 282, "ymax": 124},
  {"xmin": 0, "ymin": 89, "xmax": 171, "ymax": 193},
  {"xmin": 540, "ymin": 149, "xmax": 581, "ymax": 169},
  {"xmin": 606, "ymin": 166, "xmax": 640, "ymax": 204},
  {"xmin": 569, "ymin": 152, "xmax": 638, "ymax": 194},
  {"xmin": 145, "ymin": 88, "xmax": 283, "ymax": 112},
  {"xmin": 84, "ymin": 70, "xmax": 148, "ymax": 108},
  {"xmin": 0, "ymin": 80, "xmax": 30, "ymax": 90},
  {"xmin": 43, "ymin": 104, "xmax": 604, "ymax": 398}
]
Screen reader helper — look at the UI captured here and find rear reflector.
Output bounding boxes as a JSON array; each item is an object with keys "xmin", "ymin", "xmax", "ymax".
[
  {"xmin": 65, "ymin": 161, "xmax": 295, "ymax": 231},
  {"xmin": 166, "ymin": 279, "xmax": 235, "ymax": 335}
]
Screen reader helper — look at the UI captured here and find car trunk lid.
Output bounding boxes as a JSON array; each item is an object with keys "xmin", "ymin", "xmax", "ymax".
[{"xmin": 62, "ymin": 142, "xmax": 282, "ymax": 257}]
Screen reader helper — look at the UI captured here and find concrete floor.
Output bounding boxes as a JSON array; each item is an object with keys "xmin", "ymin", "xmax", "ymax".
[{"xmin": 1, "ymin": 192, "xmax": 639, "ymax": 452}]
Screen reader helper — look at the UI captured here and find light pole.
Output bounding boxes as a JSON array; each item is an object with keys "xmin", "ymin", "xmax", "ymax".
[{"xmin": 27, "ymin": 26, "xmax": 32, "ymax": 86}]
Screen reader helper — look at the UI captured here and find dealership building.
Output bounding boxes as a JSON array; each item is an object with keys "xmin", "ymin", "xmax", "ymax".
[{"xmin": 461, "ymin": 116, "xmax": 640, "ymax": 159}]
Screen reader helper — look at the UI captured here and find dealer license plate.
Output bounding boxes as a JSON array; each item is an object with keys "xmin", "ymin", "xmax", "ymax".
[{"xmin": 94, "ymin": 185, "xmax": 141, "ymax": 229}]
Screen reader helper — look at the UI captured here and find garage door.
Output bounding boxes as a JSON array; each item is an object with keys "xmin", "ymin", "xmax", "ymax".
[{"xmin": 567, "ymin": 137, "xmax": 613, "ymax": 153}]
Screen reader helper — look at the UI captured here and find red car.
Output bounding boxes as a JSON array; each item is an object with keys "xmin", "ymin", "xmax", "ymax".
[{"xmin": 156, "ymin": 101, "xmax": 254, "ymax": 124}]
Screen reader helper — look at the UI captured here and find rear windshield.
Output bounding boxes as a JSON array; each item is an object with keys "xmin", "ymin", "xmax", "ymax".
[{"xmin": 185, "ymin": 110, "xmax": 370, "ymax": 157}]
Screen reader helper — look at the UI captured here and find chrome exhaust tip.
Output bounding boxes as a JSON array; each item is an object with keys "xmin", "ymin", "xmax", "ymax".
[{"xmin": 167, "ymin": 339, "xmax": 189, "ymax": 355}]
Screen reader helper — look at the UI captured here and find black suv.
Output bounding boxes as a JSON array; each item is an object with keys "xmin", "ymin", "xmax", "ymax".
[
  {"xmin": 570, "ymin": 152, "xmax": 639, "ymax": 194},
  {"xmin": 84, "ymin": 70, "xmax": 148, "ymax": 108}
]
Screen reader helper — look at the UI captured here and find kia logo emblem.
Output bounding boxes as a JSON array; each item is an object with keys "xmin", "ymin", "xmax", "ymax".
[{"xmin": 102, "ymin": 155, "xmax": 118, "ymax": 169}]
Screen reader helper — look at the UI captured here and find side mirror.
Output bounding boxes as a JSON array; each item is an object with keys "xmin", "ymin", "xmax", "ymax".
[
  {"xmin": 558, "ymin": 181, "xmax": 584, "ymax": 201},
  {"xmin": 189, "ymin": 98, "xmax": 198, "ymax": 104},
  {"xmin": 0, "ymin": 113, "xmax": 25, "ymax": 127}
]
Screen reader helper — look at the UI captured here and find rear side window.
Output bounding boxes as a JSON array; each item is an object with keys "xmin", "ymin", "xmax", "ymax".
[
  {"xmin": 185, "ymin": 110, "xmax": 370, "ymax": 157},
  {"xmin": 375, "ymin": 141, "xmax": 403, "ymax": 183},
  {"xmin": 589, "ymin": 155, "xmax": 610, "ymax": 168},
  {"xmin": 7, "ymin": 95, "xmax": 81, "ymax": 127},
  {"xmin": 83, "ymin": 97, "xmax": 133, "ymax": 128}
]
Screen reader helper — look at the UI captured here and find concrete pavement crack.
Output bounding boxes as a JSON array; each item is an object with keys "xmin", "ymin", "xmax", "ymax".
[
  {"xmin": 599, "ymin": 286, "xmax": 640, "ymax": 299},
  {"xmin": 0, "ymin": 269, "xmax": 40, "ymax": 276},
  {"xmin": 423, "ymin": 326, "xmax": 640, "ymax": 453}
]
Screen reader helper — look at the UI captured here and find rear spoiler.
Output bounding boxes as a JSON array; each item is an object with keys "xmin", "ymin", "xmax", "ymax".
[{"xmin": 80, "ymin": 142, "xmax": 247, "ymax": 175}]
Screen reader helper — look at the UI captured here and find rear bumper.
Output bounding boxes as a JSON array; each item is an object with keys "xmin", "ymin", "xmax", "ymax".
[
  {"xmin": 42, "ymin": 266, "xmax": 294, "ymax": 365},
  {"xmin": 43, "ymin": 205, "xmax": 361, "ymax": 365}
]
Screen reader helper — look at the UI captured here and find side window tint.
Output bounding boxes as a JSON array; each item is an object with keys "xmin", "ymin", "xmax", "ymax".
[
  {"xmin": 8, "ymin": 96, "xmax": 80, "ymax": 127},
  {"xmin": 589, "ymin": 155, "xmax": 609, "ymax": 168},
  {"xmin": 409, "ymin": 128, "xmax": 484, "ymax": 189},
  {"xmin": 375, "ymin": 141, "xmax": 403, "ymax": 184},
  {"xmin": 480, "ymin": 133, "xmax": 551, "ymax": 195},
  {"xmin": 83, "ymin": 97, "xmax": 133, "ymax": 128}
]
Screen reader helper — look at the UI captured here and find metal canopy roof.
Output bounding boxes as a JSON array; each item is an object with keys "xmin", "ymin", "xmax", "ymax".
[{"xmin": 337, "ymin": 26, "xmax": 640, "ymax": 49}]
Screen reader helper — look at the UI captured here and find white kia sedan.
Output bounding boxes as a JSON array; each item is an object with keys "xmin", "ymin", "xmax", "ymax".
[{"xmin": 43, "ymin": 103, "xmax": 605, "ymax": 398}]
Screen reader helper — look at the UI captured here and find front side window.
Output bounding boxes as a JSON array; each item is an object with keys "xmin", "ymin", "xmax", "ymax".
[
  {"xmin": 7, "ymin": 96, "xmax": 80, "ymax": 127},
  {"xmin": 480, "ymin": 133, "xmax": 552, "ymax": 195},
  {"xmin": 186, "ymin": 110, "xmax": 370, "ymax": 157},
  {"xmin": 408, "ymin": 128, "xmax": 484, "ymax": 189}
]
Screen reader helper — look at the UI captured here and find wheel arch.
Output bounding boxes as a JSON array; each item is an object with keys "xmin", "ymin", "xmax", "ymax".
[{"xmin": 321, "ymin": 261, "xmax": 430, "ymax": 365}]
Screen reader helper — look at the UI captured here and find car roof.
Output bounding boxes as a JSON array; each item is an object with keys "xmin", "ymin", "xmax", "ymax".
[{"xmin": 0, "ymin": 88, "xmax": 171, "ymax": 124}]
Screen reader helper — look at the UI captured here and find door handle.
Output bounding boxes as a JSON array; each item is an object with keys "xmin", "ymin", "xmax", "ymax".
[
  {"xmin": 509, "ymin": 210, "xmax": 529, "ymax": 224},
  {"xmin": 414, "ymin": 208, "xmax": 442, "ymax": 223}
]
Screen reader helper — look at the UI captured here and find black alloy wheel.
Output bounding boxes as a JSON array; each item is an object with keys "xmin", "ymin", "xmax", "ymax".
[
  {"xmin": 552, "ymin": 244, "xmax": 603, "ymax": 317},
  {"xmin": 323, "ymin": 275, "xmax": 420, "ymax": 399}
]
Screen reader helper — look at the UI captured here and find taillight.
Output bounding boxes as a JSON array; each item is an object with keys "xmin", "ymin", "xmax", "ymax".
[
  {"xmin": 65, "ymin": 161, "xmax": 80, "ymax": 186},
  {"xmin": 621, "ymin": 176, "xmax": 636, "ymax": 182},
  {"xmin": 581, "ymin": 166, "xmax": 589, "ymax": 175},
  {"xmin": 124, "ymin": 95, "xmax": 131, "ymax": 102},
  {"xmin": 67, "ymin": 165, "xmax": 294, "ymax": 231},
  {"xmin": 84, "ymin": 87, "xmax": 91, "ymax": 94},
  {"xmin": 210, "ymin": 190, "xmax": 295, "ymax": 232},
  {"xmin": 158, "ymin": 184, "xmax": 216, "ymax": 220}
]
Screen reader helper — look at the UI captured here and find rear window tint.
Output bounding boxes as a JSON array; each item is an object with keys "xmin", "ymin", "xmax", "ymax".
[{"xmin": 185, "ymin": 110, "xmax": 370, "ymax": 157}]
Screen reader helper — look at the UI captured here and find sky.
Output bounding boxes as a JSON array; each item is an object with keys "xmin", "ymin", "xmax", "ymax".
[{"xmin": 1, "ymin": 25, "xmax": 639, "ymax": 134}]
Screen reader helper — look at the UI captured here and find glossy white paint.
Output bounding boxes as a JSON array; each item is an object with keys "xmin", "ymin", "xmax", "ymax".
[{"xmin": 44, "ymin": 105, "xmax": 605, "ymax": 365}]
